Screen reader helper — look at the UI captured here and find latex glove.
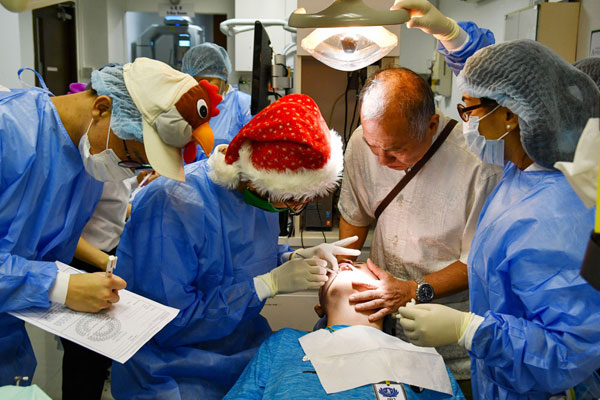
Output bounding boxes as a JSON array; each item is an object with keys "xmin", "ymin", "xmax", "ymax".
[
  {"xmin": 348, "ymin": 259, "xmax": 417, "ymax": 322},
  {"xmin": 391, "ymin": 0, "xmax": 460, "ymax": 41},
  {"xmin": 65, "ymin": 272, "xmax": 127, "ymax": 313},
  {"xmin": 257, "ymin": 257, "xmax": 328, "ymax": 297},
  {"xmin": 292, "ymin": 236, "xmax": 361, "ymax": 269},
  {"xmin": 397, "ymin": 303, "xmax": 470, "ymax": 347}
]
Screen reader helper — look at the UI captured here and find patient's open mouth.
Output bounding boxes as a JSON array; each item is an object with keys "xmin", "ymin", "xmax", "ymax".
[{"xmin": 339, "ymin": 263, "xmax": 353, "ymax": 272}]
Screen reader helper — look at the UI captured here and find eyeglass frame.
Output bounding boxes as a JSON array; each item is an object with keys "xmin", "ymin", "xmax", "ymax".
[
  {"xmin": 456, "ymin": 98, "xmax": 497, "ymax": 122},
  {"xmin": 247, "ymin": 188, "xmax": 310, "ymax": 215},
  {"xmin": 284, "ymin": 201, "xmax": 309, "ymax": 216},
  {"xmin": 118, "ymin": 140, "xmax": 153, "ymax": 170}
]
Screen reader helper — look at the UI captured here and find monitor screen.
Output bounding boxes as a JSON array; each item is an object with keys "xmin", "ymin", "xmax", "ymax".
[{"xmin": 251, "ymin": 21, "xmax": 273, "ymax": 115}]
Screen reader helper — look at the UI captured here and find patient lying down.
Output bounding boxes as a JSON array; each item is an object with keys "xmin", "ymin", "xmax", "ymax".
[{"xmin": 224, "ymin": 261, "xmax": 466, "ymax": 400}]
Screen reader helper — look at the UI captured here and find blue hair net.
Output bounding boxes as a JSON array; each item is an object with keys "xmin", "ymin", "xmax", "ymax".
[
  {"xmin": 181, "ymin": 43, "xmax": 232, "ymax": 81},
  {"xmin": 457, "ymin": 40, "xmax": 600, "ymax": 169},
  {"xmin": 574, "ymin": 57, "xmax": 600, "ymax": 88},
  {"xmin": 90, "ymin": 64, "xmax": 143, "ymax": 142}
]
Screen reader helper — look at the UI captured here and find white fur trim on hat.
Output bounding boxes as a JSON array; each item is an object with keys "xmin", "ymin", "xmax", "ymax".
[
  {"xmin": 208, "ymin": 131, "xmax": 344, "ymax": 201},
  {"xmin": 208, "ymin": 144, "xmax": 240, "ymax": 188}
]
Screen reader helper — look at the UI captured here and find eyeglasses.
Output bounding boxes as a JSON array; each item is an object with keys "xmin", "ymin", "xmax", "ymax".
[
  {"xmin": 457, "ymin": 98, "xmax": 497, "ymax": 122},
  {"xmin": 118, "ymin": 140, "xmax": 153, "ymax": 170},
  {"xmin": 285, "ymin": 201, "xmax": 309, "ymax": 216}
]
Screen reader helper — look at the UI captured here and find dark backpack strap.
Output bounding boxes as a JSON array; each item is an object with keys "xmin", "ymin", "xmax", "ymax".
[{"xmin": 374, "ymin": 119, "xmax": 458, "ymax": 220}]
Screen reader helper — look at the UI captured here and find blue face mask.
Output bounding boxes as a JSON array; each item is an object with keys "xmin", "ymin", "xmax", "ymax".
[{"xmin": 462, "ymin": 106, "xmax": 511, "ymax": 166}]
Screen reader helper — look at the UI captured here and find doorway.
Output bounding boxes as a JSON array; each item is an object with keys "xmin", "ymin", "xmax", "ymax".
[{"xmin": 33, "ymin": 2, "xmax": 77, "ymax": 95}]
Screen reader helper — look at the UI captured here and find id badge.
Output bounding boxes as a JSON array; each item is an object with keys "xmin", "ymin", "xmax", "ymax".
[{"xmin": 372, "ymin": 382, "xmax": 407, "ymax": 400}]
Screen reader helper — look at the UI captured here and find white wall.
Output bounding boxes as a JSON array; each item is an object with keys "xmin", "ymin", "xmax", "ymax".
[
  {"xmin": 0, "ymin": 8, "xmax": 23, "ymax": 87},
  {"xmin": 233, "ymin": 0, "xmax": 297, "ymax": 71},
  {"xmin": 577, "ymin": 0, "xmax": 600, "ymax": 60},
  {"xmin": 107, "ymin": 0, "xmax": 126, "ymax": 64},
  {"xmin": 435, "ymin": 0, "xmax": 532, "ymax": 120},
  {"xmin": 0, "ymin": 7, "xmax": 34, "ymax": 87},
  {"xmin": 76, "ymin": 0, "xmax": 110, "ymax": 80},
  {"xmin": 398, "ymin": 23, "xmax": 437, "ymax": 74}
]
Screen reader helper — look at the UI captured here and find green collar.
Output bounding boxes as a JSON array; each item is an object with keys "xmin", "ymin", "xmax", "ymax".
[{"xmin": 243, "ymin": 188, "xmax": 286, "ymax": 213}]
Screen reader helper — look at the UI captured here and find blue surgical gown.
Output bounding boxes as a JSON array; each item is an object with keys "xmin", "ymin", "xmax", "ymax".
[
  {"xmin": 0, "ymin": 88, "xmax": 103, "ymax": 385},
  {"xmin": 111, "ymin": 160, "xmax": 290, "ymax": 400},
  {"xmin": 225, "ymin": 327, "xmax": 466, "ymax": 400},
  {"xmin": 467, "ymin": 162, "xmax": 600, "ymax": 399},
  {"xmin": 437, "ymin": 21, "xmax": 495, "ymax": 75},
  {"xmin": 195, "ymin": 88, "xmax": 252, "ymax": 161}
]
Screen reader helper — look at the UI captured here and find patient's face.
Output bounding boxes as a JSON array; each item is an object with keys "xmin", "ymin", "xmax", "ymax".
[{"xmin": 320, "ymin": 262, "xmax": 378, "ymax": 311}]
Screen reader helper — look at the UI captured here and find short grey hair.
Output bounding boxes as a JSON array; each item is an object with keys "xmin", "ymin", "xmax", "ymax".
[{"xmin": 359, "ymin": 67, "xmax": 435, "ymax": 142}]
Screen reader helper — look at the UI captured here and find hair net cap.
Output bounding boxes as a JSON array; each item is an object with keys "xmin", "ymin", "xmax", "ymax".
[
  {"xmin": 574, "ymin": 57, "xmax": 600, "ymax": 88},
  {"xmin": 91, "ymin": 64, "xmax": 143, "ymax": 142},
  {"xmin": 181, "ymin": 43, "xmax": 232, "ymax": 81},
  {"xmin": 457, "ymin": 39, "xmax": 600, "ymax": 169}
]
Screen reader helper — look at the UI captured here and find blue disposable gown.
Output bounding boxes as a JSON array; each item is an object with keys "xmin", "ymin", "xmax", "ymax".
[
  {"xmin": 437, "ymin": 21, "xmax": 495, "ymax": 75},
  {"xmin": 111, "ymin": 160, "xmax": 290, "ymax": 400},
  {"xmin": 0, "ymin": 88, "xmax": 103, "ymax": 385},
  {"xmin": 467, "ymin": 163, "xmax": 600, "ymax": 399},
  {"xmin": 225, "ymin": 327, "xmax": 466, "ymax": 400},
  {"xmin": 195, "ymin": 88, "xmax": 252, "ymax": 162}
]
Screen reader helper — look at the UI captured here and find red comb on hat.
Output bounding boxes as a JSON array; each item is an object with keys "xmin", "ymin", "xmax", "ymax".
[
  {"xmin": 208, "ymin": 94, "xmax": 344, "ymax": 201},
  {"xmin": 199, "ymin": 80, "xmax": 222, "ymax": 118}
]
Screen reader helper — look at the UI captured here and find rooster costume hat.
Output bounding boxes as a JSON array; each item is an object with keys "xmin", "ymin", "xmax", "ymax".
[{"xmin": 123, "ymin": 57, "xmax": 222, "ymax": 181}]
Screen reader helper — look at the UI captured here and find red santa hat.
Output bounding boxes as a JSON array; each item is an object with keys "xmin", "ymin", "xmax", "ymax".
[{"xmin": 208, "ymin": 94, "xmax": 343, "ymax": 201}]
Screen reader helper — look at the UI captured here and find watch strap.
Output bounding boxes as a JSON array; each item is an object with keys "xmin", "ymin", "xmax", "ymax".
[{"xmin": 415, "ymin": 278, "xmax": 433, "ymax": 303}]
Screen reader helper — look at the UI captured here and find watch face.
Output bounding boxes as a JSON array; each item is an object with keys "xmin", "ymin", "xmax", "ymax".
[{"xmin": 418, "ymin": 284, "xmax": 434, "ymax": 302}]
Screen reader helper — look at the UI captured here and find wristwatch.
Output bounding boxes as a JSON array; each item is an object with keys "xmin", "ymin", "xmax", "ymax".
[{"xmin": 415, "ymin": 278, "xmax": 434, "ymax": 303}]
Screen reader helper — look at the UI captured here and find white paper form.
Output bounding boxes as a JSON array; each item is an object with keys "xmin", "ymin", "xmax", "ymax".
[{"xmin": 9, "ymin": 262, "xmax": 179, "ymax": 364}]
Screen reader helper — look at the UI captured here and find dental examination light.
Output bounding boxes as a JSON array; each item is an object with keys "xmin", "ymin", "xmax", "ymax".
[{"xmin": 288, "ymin": 0, "xmax": 409, "ymax": 71}]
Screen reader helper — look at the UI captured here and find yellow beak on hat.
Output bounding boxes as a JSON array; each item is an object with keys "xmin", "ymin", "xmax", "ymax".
[{"xmin": 193, "ymin": 122, "xmax": 215, "ymax": 157}]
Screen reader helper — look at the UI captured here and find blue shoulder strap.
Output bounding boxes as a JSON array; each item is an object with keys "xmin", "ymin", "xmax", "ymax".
[{"xmin": 17, "ymin": 68, "xmax": 54, "ymax": 96}]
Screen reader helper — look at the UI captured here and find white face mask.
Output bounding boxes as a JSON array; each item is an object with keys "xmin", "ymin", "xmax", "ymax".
[
  {"xmin": 78, "ymin": 118, "xmax": 135, "ymax": 182},
  {"xmin": 462, "ymin": 105, "xmax": 511, "ymax": 166}
]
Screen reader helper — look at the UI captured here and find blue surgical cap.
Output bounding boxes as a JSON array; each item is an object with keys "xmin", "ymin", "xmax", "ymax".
[
  {"xmin": 90, "ymin": 64, "xmax": 143, "ymax": 142},
  {"xmin": 457, "ymin": 40, "xmax": 600, "ymax": 169},
  {"xmin": 574, "ymin": 57, "xmax": 600, "ymax": 88},
  {"xmin": 181, "ymin": 43, "xmax": 232, "ymax": 81}
]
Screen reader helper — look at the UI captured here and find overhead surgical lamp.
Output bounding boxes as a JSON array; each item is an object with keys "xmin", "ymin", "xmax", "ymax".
[{"xmin": 288, "ymin": 0, "xmax": 409, "ymax": 71}]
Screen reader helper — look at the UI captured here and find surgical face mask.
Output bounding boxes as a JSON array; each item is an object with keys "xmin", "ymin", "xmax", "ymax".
[
  {"xmin": 78, "ymin": 118, "xmax": 135, "ymax": 182},
  {"xmin": 462, "ymin": 106, "xmax": 511, "ymax": 166},
  {"xmin": 243, "ymin": 188, "xmax": 286, "ymax": 213}
]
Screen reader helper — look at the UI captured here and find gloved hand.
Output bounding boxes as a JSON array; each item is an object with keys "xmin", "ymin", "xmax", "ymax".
[
  {"xmin": 257, "ymin": 257, "xmax": 328, "ymax": 297},
  {"xmin": 391, "ymin": 0, "xmax": 460, "ymax": 41},
  {"xmin": 292, "ymin": 236, "xmax": 361, "ymax": 269},
  {"xmin": 397, "ymin": 303, "xmax": 470, "ymax": 347}
]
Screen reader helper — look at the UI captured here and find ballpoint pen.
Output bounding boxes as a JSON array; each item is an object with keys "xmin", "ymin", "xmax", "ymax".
[{"xmin": 139, "ymin": 171, "xmax": 154, "ymax": 188}]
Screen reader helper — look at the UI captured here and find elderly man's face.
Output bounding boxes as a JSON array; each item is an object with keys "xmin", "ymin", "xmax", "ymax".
[{"xmin": 361, "ymin": 114, "xmax": 434, "ymax": 171}]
